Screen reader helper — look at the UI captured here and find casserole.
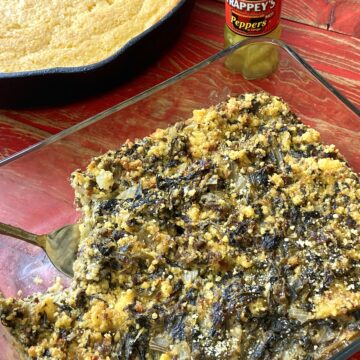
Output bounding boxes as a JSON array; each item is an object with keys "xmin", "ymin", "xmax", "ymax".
[{"xmin": 0, "ymin": 38, "xmax": 359, "ymax": 359}]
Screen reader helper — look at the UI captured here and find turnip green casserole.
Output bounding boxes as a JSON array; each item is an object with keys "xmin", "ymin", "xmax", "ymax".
[{"xmin": 1, "ymin": 92, "xmax": 359, "ymax": 359}]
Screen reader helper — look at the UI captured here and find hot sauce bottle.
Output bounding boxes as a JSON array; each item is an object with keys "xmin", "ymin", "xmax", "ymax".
[{"xmin": 224, "ymin": 0, "xmax": 283, "ymax": 79}]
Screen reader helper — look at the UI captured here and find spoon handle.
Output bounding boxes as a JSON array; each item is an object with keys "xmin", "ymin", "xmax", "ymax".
[{"xmin": 0, "ymin": 222, "xmax": 46, "ymax": 248}]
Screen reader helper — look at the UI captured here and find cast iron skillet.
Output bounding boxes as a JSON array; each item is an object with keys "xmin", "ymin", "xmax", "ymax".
[{"xmin": 0, "ymin": 0, "xmax": 195, "ymax": 108}]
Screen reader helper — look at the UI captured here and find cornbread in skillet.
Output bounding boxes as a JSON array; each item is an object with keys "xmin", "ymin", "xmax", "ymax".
[
  {"xmin": 0, "ymin": 0, "xmax": 181, "ymax": 73},
  {"xmin": 1, "ymin": 92, "xmax": 359, "ymax": 359}
]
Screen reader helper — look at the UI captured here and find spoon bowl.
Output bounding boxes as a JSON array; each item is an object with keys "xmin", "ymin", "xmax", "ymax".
[{"xmin": 0, "ymin": 222, "xmax": 80, "ymax": 277}]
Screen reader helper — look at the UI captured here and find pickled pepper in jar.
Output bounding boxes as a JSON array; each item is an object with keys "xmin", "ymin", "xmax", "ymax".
[{"xmin": 224, "ymin": 0, "xmax": 283, "ymax": 79}]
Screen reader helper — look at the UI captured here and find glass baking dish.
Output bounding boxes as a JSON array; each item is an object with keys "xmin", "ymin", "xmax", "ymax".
[{"xmin": 0, "ymin": 38, "xmax": 359, "ymax": 360}]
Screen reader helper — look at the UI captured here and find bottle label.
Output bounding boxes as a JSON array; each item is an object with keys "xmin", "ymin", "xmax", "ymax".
[{"xmin": 225, "ymin": 0, "xmax": 282, "ymax": 37}]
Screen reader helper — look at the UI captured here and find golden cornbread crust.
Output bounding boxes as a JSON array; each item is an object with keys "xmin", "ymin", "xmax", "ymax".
[
  {"xmin": 1, "ymin": 92, "xmax": 360, "ymax": 359},
  {"xmin": 0, "ymin": 0, "xmax": 181, "ymax": 73}
]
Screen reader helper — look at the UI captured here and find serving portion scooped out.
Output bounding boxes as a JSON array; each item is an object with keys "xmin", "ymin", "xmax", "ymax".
[{"xmin": 1, "ymin": 92, "xmax": 359, "ymax": 359}]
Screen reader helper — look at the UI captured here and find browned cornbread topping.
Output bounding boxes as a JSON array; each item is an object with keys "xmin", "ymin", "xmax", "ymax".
[{"xmin": 1, "ymin": 92, "xmax": 359, "ymax": 359}]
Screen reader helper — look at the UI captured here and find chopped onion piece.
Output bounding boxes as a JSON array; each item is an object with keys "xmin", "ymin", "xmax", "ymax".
[
  {"xmin": 288, "ymin": 306, "xmax": 311, "ymax": 324},
  {"xmin": 183, "ymin": 270, "xmax": 199, "ymax": 283}
]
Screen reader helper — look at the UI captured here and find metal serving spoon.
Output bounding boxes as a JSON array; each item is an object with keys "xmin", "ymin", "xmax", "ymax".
[{"xmin": 0, "ymin": 222, "xmax": 80, "ymax": 278}]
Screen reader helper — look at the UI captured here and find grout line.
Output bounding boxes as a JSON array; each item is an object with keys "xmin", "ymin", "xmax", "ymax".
[
  {"xmin": 281, "ymin": 16, "xmax": 357, "ymax": 38},
  {"xmin": 327, "ymin": 6, "xmax": 335, "ymax": 32}
]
